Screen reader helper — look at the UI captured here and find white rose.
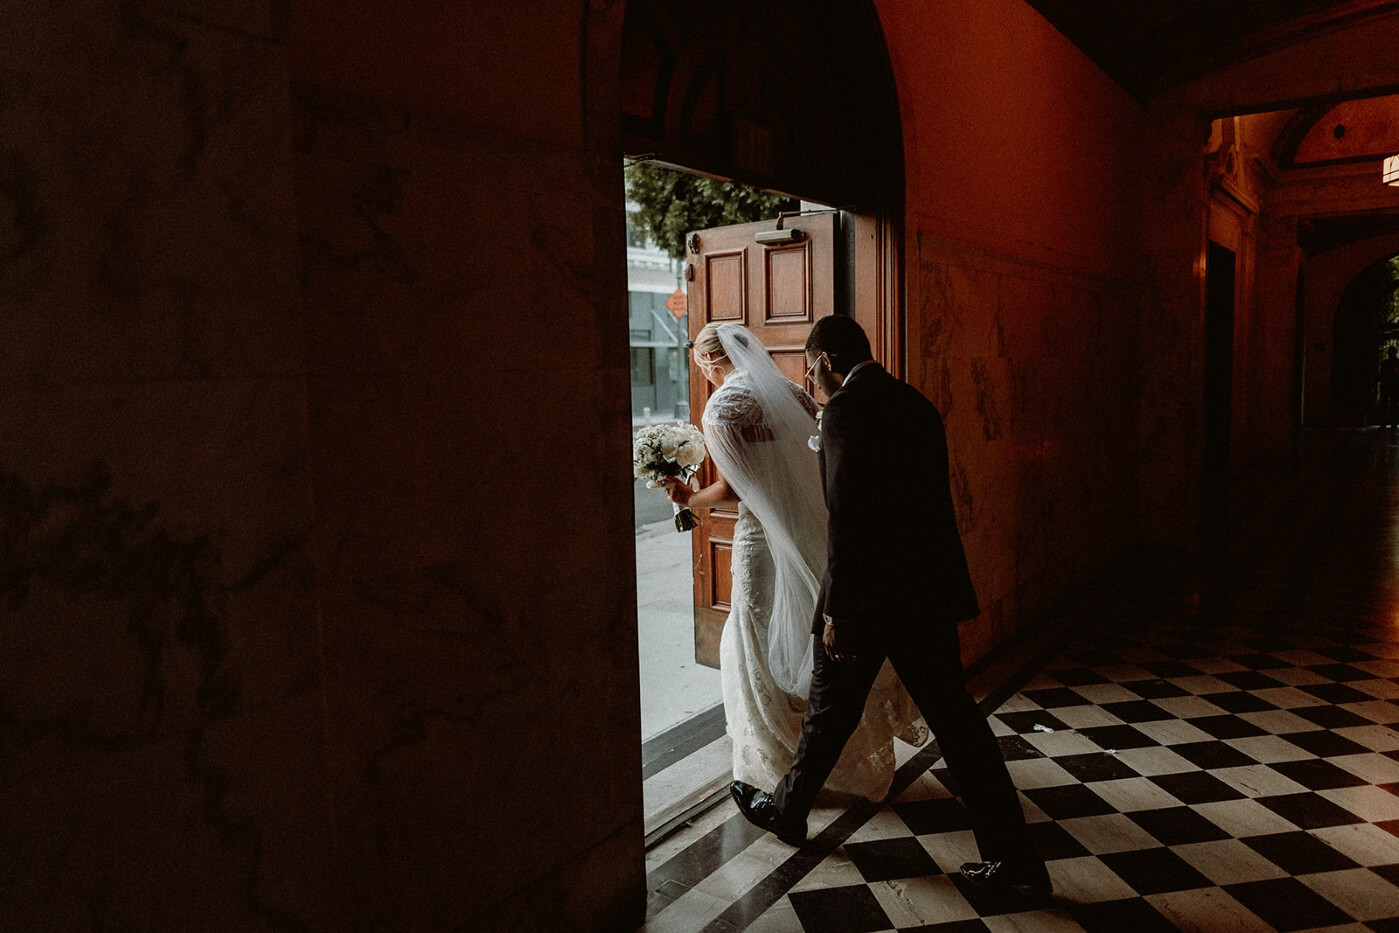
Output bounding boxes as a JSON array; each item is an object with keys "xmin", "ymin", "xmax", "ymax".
[{"xmin": 675, "ymin": 442, "xmax": 704, "ymax": 468}]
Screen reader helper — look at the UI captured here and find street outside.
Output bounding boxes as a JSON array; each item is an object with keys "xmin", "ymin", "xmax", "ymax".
[{"xmin": 634, "ymin": 479, "xmax": 722, "ymax": 741}]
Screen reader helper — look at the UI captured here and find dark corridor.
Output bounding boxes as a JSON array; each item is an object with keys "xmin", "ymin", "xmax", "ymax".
[{"xmin": 1331, "ymin": 255, "xmax": 1399, "ymax": 422}]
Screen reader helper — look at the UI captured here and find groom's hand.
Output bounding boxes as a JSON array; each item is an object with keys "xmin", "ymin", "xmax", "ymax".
[{"xmin": 822, "ymin": 614, "xmax": 858, "ymax": 663}]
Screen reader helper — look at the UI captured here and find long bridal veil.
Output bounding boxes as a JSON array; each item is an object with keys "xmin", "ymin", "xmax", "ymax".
[{"xmin": 704, "ymin": 324, "xmax": 828, "ymax": 695}]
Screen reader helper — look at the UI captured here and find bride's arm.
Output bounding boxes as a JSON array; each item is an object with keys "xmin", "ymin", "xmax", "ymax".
[{"xmin": 663, "ymin": 475, "xmax": 740, "ymax": 510}]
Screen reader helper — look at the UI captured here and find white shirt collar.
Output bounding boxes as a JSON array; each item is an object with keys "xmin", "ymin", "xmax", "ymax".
[{"xmin": 842, "ymin": 360, "xmax": 875, "ymax": 386}]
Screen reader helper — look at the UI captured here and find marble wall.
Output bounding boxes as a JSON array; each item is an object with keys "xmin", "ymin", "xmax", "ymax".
[
  {"xmin": 1252, "ymin": 213, "xmax": 1303, "ymax": 462},
  {"xmin": 289, "ymin": 2, "xmax": 646, "ymax": 930},
  {"xmin": 909, "ymin": 238, "xmax": 1141, "ymax": 660},
  {"xmin": 877, "ymin": 0, "xmax": 1152, "ymax": 659},
  {"xmin": 1135, "ymin": 99, "xmax": 1214, "ymax": 547},
  {"xmin": 1, "ymin": 1, "xmax": 648, "ymax": 930},
  {"xmin": 289, "ymin": 83, "xmax": 643, "ymax": 928},
  {"xmin": 0, "ymin": 0, "xmax": 335, "ymax": 928}
]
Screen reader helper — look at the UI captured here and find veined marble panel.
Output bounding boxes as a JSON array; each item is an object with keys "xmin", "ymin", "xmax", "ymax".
[
  {"xmin": 911, "ymin": 239, "xmax": 1141, "ymax": 662},
  {"xmin": 0, "ymin": 1, "xmax": 332, "ymax": 928},
  {"xmin": 293, "ymin": 81, "xmax": 643, "ymax": 927}
]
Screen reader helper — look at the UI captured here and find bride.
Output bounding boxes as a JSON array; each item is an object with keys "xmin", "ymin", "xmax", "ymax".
[{"xmin": 664, "ymin": 322, "xmax": 926, "ymax": 801}]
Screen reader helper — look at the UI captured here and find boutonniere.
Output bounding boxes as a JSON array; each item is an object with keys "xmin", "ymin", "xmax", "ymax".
[{"xmin": 808, "ymin": 408, "xmax": 824, "ymax": 451}]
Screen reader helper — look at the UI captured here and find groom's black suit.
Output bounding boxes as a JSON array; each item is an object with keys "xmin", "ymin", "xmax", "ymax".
[
  {"xmin": 773, "ymin": 362, "xmax": 1039, "ymax": 867},
  {"xmin": 816, "ymin": 362, "xmax": 979, "ymax": 631}
]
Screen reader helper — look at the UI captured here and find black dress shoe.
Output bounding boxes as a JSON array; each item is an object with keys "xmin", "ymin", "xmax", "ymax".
[
  {"xmin": 729, "ymin": 781, "xmax": 806, "ymax": 846},
  {"xmin": 959, "ymin": 860, "xmax": 1052, "ymax": 899}
]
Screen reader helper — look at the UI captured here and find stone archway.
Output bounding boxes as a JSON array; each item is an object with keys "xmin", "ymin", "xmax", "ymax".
[
  {"xmin": 586, "ymin": 0, "xmax": 906, "ymax": 363},
  {"xmin": 615, "ymin": 0, "xmax": 902, "ymax": 209}
]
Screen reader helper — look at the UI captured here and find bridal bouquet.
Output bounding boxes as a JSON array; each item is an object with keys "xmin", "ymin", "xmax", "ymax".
[{"xmin": 634, "ymin": 422, "xmax": 708, "ymax": 532}]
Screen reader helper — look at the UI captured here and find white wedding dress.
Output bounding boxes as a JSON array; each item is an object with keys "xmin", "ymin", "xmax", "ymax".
[{"xmin": 702, "ymin": 326, "xmax": 927, "ymax": 802}]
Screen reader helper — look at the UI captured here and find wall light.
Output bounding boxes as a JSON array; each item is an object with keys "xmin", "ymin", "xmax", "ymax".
[{"xmin": 1385, "ymin": 154, "xmax": 1399, "ymax": 186}]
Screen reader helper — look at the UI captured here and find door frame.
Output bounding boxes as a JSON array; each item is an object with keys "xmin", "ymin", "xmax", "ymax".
[
  {"xmin": 1203, "ymin": 239, "xmax": 1236, "ymax": 502},
  {"xmin": 854, "ymin": 211, "xmax": 905, "ymax": 378},
  {"xmin": 583, "ymin": 0, "xmax": 907, "ymax": 845}
]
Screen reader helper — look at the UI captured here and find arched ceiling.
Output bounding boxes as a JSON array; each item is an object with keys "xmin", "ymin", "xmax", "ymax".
[
  {"xmin": 1023, "ymin": 0, "xmax": 1399, "ymax": 102},
  {"xmin": 1243, "ymin": 95, "xmax": 1399, "ymax": 253},
  {"xmin": 1282, "ymin": 94, "xmax": 1399, "ymax": 167}
]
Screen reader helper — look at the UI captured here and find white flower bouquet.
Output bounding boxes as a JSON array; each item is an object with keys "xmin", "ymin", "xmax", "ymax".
[{"xmin": 633, "ymin": 422, "xmax": 708, "ymax": 532}]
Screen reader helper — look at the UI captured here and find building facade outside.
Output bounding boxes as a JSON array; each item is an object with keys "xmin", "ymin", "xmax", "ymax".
[{"xmin": 627, "ymin": 203, "xmax": 689, "ymax": 424}]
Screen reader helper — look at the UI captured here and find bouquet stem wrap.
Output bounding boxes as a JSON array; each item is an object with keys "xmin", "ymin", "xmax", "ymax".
[{"xmin": 672, "ymin": 484, "xmax": 699, "ymax": 532}]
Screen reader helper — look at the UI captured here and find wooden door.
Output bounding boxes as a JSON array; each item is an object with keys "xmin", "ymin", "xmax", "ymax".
[{"xmin": 686, "ymin": 211, "xmax": 838, "ymax": 668}]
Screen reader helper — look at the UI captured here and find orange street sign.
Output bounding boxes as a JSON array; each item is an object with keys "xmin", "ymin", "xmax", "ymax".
[{"xmin": 665, "ymin": 288, "xmax": 687, "ymax": 319}]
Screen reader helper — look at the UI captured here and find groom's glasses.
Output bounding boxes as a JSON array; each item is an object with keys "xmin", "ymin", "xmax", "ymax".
[{"xmin": 805, "ymin": 353, "xmax": 827, "ymax": 382}]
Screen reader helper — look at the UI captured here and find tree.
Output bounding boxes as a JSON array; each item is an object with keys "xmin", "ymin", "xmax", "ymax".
[{"xmin": 625, "ymin": 161, "xmax": 797, "ymax": 261}]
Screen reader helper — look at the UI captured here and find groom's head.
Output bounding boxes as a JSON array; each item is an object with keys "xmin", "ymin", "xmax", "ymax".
[{"xmin": 805, "ymin": 316, "xmax": 873, "ymax": 397}]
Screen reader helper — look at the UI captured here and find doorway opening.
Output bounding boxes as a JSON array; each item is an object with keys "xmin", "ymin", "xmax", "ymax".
[
  {"xmin": 605, "ymin": 0, "xmax": 906, "ymax": 844},
  {"xmin": 1330, "ymin": 253, "xmax": 1399, "ymax": 424},
  {"xmin": 629, "ymin": 160, "xmax": 852, "ymax": 842}
]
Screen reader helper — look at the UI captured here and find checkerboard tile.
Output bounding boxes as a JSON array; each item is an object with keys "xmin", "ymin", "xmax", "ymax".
[
  {"xmin": 641, "ymin": 442, "xmax": 1399, "ymax": 932},
  {"xmin": 642, "ymin": 592, "xmax": 1399, "ymax": 932}
]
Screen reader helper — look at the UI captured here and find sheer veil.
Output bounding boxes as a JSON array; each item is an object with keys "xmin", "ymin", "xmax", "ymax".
[{"xmin": 704, "ymin": 324, "xmax": 826, "ymax": 696}]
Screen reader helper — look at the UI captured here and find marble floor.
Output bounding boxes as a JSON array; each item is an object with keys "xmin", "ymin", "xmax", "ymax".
[{"xmin": 639, "ymin": 430, "xmax": 1399, "ymax": 932}]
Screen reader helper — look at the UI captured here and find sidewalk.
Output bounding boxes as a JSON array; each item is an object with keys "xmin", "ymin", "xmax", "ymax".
[{"xmin": 634, "ymin": 489, "xmax": 722, "ymax": 741}]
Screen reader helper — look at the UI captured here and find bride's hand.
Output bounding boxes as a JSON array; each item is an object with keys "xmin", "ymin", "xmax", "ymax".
[{"xmin": 661, "ymin": 477, "xmax": 692, "ymax": 506}]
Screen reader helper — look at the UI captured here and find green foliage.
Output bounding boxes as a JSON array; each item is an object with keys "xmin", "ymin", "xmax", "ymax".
[
  {"xmin": 625, "ymin": 162, "xmax": 797, "ymax": 261},
  {"xmin": 1378, "ymin": 255, "xmax": 1399, "ymax": 368},
  {"xmin": 1388, "ymin": 255, "xmax": 1399, "ymax": 325}
]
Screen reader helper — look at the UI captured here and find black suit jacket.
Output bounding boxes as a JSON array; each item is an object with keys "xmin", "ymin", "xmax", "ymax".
[{"xmin": 813, "ymin": 362, "xmax": 979, "ymax": 634}]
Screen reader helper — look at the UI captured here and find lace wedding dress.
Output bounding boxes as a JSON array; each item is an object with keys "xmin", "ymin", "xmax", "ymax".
[{"xmin": 703, "ymin": 325, "xmax": 927, "ymax": 801}]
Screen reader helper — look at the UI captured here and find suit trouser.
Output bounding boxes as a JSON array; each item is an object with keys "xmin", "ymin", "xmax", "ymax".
[{"xmin": 773, "ymin": 620, "xmax": 1039, "ymax": 865}]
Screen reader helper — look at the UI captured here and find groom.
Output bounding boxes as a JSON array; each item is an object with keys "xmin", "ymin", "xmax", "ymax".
[{"xmin": 730, "ymin": 315, "xmax": 1051, "ymax": 899}]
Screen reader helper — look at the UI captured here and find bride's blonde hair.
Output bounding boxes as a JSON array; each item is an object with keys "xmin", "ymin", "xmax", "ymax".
[
  {"xmin": 693, "ymin": 322, "xmax": 749, "ymax": 368},
  {"xmin": 692, "ymin": 323, "xmax": 726, "ymax": 367}
]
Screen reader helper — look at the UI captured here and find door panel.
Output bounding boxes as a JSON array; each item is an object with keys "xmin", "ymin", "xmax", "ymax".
[
  {"xmin": 706, "ymin": 250, "xmax": 747, "ymax": 320},
  {"xmin": 766, "ymin": 245, "xmax": 816, "ymax": 323},
  {"xmin": 686, "ymin": 211, "xmax": 838, "ymax": 669}
]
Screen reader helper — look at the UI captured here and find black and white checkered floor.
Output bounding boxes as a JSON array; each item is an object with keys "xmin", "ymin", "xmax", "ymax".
[{"xmin": 641, "ymin": 433, "xmax": 1399, "ymax": 932}]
